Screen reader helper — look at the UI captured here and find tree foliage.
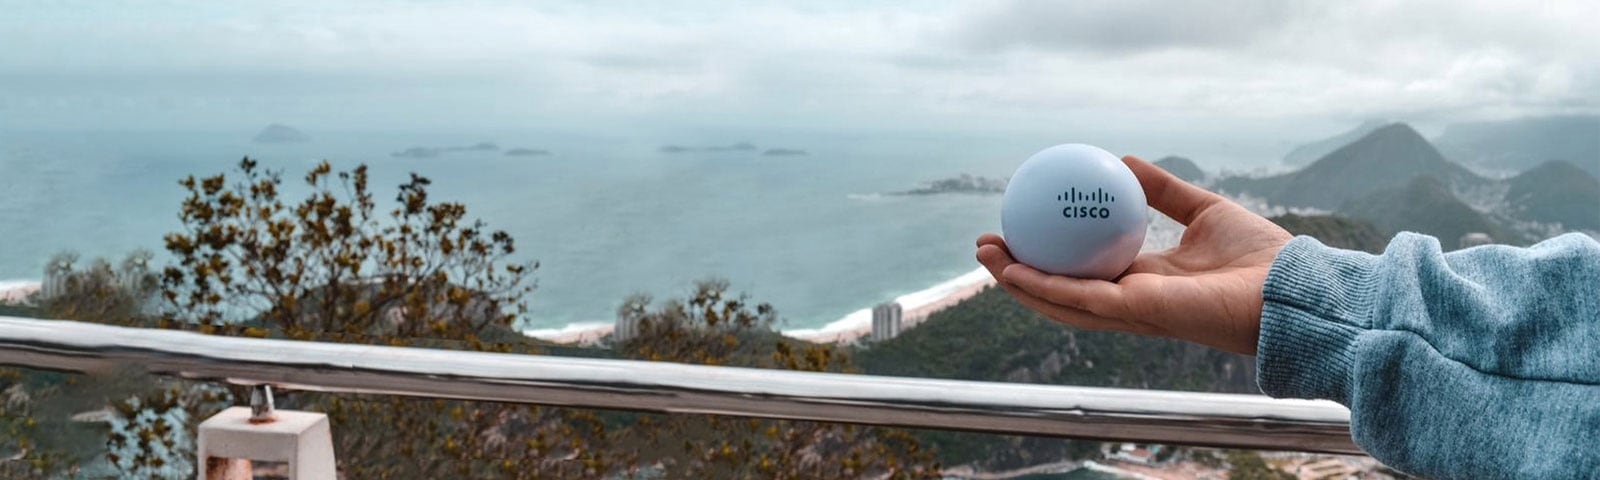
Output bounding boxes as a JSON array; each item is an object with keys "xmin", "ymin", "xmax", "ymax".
[
  {"xmin": 613, "ymin": 279, "xmax": 940, "ymax": 479},
  {"xmin": 160, "ymin": 158, "xmax": 534, "ymax": 342},
  {"xmin": 34, "ymin": 251, "xmax": 158, "ymax": 326},
  {"xmin": 153, "ymin": 158, "xmax": 627, "ymax": 478}
]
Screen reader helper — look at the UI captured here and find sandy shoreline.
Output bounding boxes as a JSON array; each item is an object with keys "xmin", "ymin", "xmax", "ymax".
[
  {"xmin": 0, "ymin": 281, "xmax": 40, "ymax": 305},
  {"xmin": 4, "ymin": 268, "xmax": 996, "ymax": 347},
  {"xmin": 787, "ymin": 270, "xmax": 995, "ymax": 344},
  {"xmin": 523, "ymin": 267, "xmax": 998, "ymax": 346}
]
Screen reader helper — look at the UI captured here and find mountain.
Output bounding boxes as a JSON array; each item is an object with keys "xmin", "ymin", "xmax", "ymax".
[
  {"xmin": 1283, "ymin": 119, "xmax": 1391, "ymax": 166},
  {"xmin": 1506, "ymin": 160, "xmax": 1600, "ymax": 231},
  {"xmin": 1340, "ymin": 175, "xmax": 1523, "ymax": 248},
  {"xmin": 1153, "ymin": 156, "xmax": 1205, "ymax": 183},
  {"xmin": 252, "ymin": 124, "xmax": 310, "ymax": 144},
  {"xmin": 1435, "ymin": 115, "xmax": 1600, "ymax": 177},
  {"xmin": 1215, "ymin": 123, "xmax": 1486, "ymax": 210},
  {"xmin": 1269, "ymin": 214, "xmax": 1390, "ymax": 253}
]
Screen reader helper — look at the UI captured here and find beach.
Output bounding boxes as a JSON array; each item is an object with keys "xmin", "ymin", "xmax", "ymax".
[
  {"xmin": 0, "ymin": 280, "xmax": 39, "ymax": 305},
  {"xmin": 520, "ymin": 267, "xmax": 998, "ymax": 346},
  {"xmin": 782, "ymin": 266, "xmax": 996, "ymax": 344}
]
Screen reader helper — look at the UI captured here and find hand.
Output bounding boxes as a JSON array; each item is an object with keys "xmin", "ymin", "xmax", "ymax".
[{"xmin": 976, "ymin": 155, "xmax": 1292, "ymax": 355}]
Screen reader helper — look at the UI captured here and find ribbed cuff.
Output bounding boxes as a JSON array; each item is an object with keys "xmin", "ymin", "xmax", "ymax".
[{"xmin": 1256, "ymin": 236, "xmax": 1382, "ymax": 405}]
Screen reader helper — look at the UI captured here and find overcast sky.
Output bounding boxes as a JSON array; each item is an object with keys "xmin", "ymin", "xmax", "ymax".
[{"xmin": 1, "ymin": 0, "xmax": 1595, "ymax": 151}]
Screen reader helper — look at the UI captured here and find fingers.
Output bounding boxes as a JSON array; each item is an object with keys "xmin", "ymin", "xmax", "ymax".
[
  {"xmin": 1122, "ymin": 155, "xmax": 1224, "ymax": 226},
  {"xmin": 976, "ymin": 242, "xmax": 1131, "ymax": 331},
  {"xmin": 1001, "ymin": 263, "xmax": 1128, "ymax": 317},
  {"xmin": 976, "ymin": 243, "xmax": 1018, "ymax": 286},
  {"xmin": 1008, "ymin": 285, "xmax": 1137, "ymax": 332},
  {"xmin": 976, "ymin": 233, "xmax": 1005, "ymax": 249}
]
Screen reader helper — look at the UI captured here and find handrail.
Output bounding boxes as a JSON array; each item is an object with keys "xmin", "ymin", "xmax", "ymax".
[{"xmin": 0, "ymin": 316, "xmax": 1362, "ymax": 455}]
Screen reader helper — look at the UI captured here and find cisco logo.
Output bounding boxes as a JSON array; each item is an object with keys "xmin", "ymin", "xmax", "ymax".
[{"xmin": 1057, "ymin": 187, "xmax": 1116, "ymax": 219}]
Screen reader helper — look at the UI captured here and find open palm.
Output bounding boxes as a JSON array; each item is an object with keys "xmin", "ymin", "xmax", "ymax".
[{"xmin": 976, "ymin": 155, "xmax": 1292, "ymax": 354}]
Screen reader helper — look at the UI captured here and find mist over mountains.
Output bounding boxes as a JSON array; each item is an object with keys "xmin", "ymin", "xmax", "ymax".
[
  {"xmin": 1436, "ymin": 115, "xmax": 1600, "ymax": 177},
  {"xmin": 1281, "ymin": 119, "xmax": 1390, "ymax": 166},
  {"xmin": 1217, "ymin": 123, "xmax": 1486, "ymax": 210},
  {"xmin": 1208, "ymin": 117, "xmax": 1597, "ymax": 248}
]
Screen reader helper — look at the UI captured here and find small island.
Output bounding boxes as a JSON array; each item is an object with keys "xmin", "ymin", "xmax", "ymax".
[
  {"xmin": 391, "ymin": 147, "xmax": 441, "ymax": 159},
  {"xmin": 505, "ymin": 148, "xmax": 552, "ymax": 157},
  {"xmin": 894, "ymin": 174, "xmax": 1007, "ymax": 195},
  {"xmin": 389, "ymin": 142, "xmax": 501, "ymax": 159},
  {"xmin": 252, "ymin": 124, "xmax": 310, "ymax": 144},
  {"xmin": 762, "ymin": 148, "xmax": 808, "ymax": 157},
  {"xmin": 659, "ymin": 142, "xmax": 759, "ymax": 154}
]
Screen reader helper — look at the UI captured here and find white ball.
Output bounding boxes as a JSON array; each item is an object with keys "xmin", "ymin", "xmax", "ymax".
[{"xmin": 1001, "ymin": 144, "xmax": 1147, "ymax": 280}]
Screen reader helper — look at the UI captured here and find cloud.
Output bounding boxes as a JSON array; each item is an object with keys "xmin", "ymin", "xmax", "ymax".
[
  {"xmin": 951, "ymin": 0, "xmax": 1298, "ymax": 53},
  {"xmin": 0, "ymin": 0, "xmax": 1594, "ymax": 138}
]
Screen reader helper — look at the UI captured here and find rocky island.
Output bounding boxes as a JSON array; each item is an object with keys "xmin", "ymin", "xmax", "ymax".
[
  {"xmin": 252, "ymin": 124, "xmax": 310, "ymax": 144},
  {"xmin": 390, "ymin": 142, "xmax": 500, "ymax": 159},
  {"xmin": 894, "ymin": 174, "xmax": 1007, "ymax": 195},
  {"xmin": 505, "ymin": 148, "xmax": 552, "ymax": 157},
  {"xmin": 762, "ymin": 148, "xmax": 808, "ymax": 157}
]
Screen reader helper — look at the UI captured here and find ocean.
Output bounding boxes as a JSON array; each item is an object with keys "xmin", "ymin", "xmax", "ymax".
[{"xmin": 0, "ymin": 129, "xmax": 1053, "ymax": 332}]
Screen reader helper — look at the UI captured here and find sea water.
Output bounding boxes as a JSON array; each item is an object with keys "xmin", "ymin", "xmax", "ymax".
[{"xmin": 0, "ymin": 129, "xmax": 1033, "ymax": 331}]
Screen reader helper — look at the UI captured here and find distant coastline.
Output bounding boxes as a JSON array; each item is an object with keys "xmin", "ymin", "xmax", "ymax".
[
  {"xmin": 522, "ymin": 267, "xmax": 997, "ymax": 345},
  {"xmin": 3, "ymin": 267, "xmax": 993, "ymax": 346}
]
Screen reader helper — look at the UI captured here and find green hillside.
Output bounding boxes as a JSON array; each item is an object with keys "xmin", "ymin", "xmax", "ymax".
[
  {"xmin": 1436, "ymin": 115, "xmax": 1600, "ymax": 177},
  {"xmin": 853, "ymin": 285, "xmax": 1256, "ymax": 469},
  {"xmin": 1269, "ymin": 214, "xmax": 1390, "ymax": 253},
  {"xmin": 1340, "ymin": 175, "xmax": 1524, "ymax": 247},
  {"xmin": 1506, "ymin": 160, "xmax": 1600, "ymax": 232}
]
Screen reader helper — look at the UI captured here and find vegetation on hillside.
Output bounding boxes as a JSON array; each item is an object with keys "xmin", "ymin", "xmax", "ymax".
[
  {"xmin": 1269, "ymin": 213, "xmax": 1390, "ymax": 253},
  {"xmin": 1341, "ymin": 175, "xmax": 1527, "ymax": 247},
  {"xmin": 1505, "ymin": 160, "xmax": 1600, "ymax": 232},
  {"xmin": 613, "ymin": 280, "xmax": 938, "ymax": 478},
  {"xmin": 855, "ymin": 286, "xmax": 1255, "ymax": 469}
]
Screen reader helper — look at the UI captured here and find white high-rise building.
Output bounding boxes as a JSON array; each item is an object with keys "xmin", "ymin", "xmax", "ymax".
[
  {"xmin": 871, "ymin": 302, "xmax": 902, "ymax": 342},
  {"xmin": 614, "ymin": 315, "xmax": 640, "ymax": 344}
]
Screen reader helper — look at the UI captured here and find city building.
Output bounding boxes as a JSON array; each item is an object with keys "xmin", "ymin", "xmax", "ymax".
[
  {"xmin": 871, "ymin": 301, "xmax": 902, "ymax": 342},
  {"xmin": 614, "ymin": 314, "xmax": 640, "ymax": 344}
]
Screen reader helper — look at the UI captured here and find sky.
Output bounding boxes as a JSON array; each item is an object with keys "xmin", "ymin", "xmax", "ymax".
[{"xmin": 1, "ymin": 0, "xmax": 1595, "ymax": 153}]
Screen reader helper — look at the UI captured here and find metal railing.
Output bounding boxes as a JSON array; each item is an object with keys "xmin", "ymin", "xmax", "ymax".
[{"xmin": 0, "ymin": 316, "xmax": 1362, "ymax": 455}]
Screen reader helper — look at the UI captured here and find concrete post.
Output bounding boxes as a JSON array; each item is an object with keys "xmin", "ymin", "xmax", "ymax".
[{"xmin": 196, "ymin": 407, "xmax": 336, "ymax": 480}]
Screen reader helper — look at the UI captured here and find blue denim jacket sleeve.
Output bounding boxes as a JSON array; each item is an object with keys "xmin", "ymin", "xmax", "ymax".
[{"xmin": 1256, "ymin": 232, "xmax": 1600, "ymax": 479}]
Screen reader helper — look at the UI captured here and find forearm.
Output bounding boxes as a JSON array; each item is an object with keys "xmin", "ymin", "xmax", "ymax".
[{"xmin": 1256, "ymin": 233, "xmax": 1600, "ymax": 479}]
